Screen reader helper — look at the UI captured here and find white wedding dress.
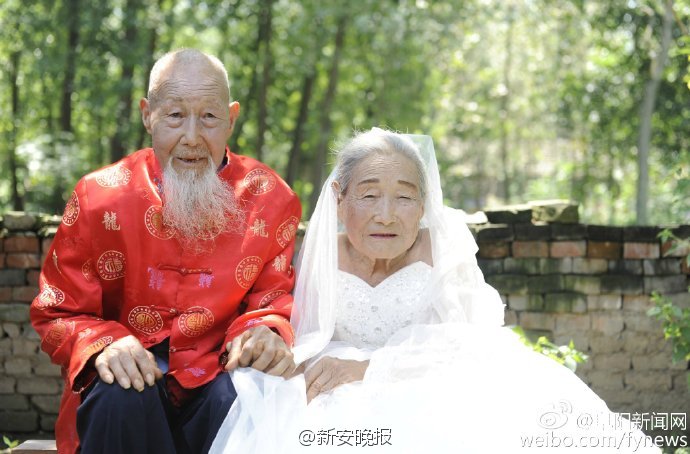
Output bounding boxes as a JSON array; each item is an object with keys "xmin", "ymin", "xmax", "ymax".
[
  {"xmin": 210, "ymin": 132, "xmax": 660, "ymax": 453},
  {"xmin": 211, "ymin": 262, "xmax": 660, "ymax": 453}
]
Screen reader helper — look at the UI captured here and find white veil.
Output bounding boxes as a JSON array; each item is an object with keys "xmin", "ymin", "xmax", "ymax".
[
  {"xmin": 289, "ymin": 130, "xmax": 504, "ymax": 366},
  {"xmin": 209, "ymin": 130, "xmax": 506, "ymax": 453}
]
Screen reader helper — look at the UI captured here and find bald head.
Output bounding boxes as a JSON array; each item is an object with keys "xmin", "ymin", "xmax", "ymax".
[{"xmin": 147, "ymin": 49, "xmax": 230, "ymax": 107}]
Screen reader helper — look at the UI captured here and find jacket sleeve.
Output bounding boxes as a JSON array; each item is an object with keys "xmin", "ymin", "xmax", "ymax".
[
  {"xmin": 223, "ymin": 192, "xmax": 302, "ymax": 349},
  {"xmin": 30, "ymin": 178, "xmax": 133, "ymax": 391}
]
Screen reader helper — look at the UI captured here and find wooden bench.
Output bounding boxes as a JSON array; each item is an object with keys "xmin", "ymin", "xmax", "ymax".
[{"xmin": 13, "ymin": 439, "xmax": 57, "ymax": 453}]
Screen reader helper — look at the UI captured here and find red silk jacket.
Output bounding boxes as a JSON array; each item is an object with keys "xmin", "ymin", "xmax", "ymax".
[{"xmin": 30, "ymin": 148, "xmax": 301, "ymax": 454}]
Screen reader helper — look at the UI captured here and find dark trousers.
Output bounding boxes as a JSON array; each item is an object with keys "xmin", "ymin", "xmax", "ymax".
[{"xmin": 76, "ymin": 372, "xmax": 236, "ymax": 454}]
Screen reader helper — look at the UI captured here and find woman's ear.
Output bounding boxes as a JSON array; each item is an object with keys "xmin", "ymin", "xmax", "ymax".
[{"xmin": 331, "ymin": 181, "xmax": 343, "ymax": 203}]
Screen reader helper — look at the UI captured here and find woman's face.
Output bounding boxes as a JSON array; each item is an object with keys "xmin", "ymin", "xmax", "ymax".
[{"xmin": 337, "ymin": 151, "xmax": 424, "ymax": 262}]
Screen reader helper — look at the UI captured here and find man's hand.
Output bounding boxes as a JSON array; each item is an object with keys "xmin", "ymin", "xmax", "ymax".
[
  {"xmin": 94, "ymin": 335, "xmax": 163, "ymax": 392},
  {"xmin": 224, "ymin": 325, "xmax": 295, "ymax": 378},
  {"xmin": 304, "ymin": 357, "xmax": 369, "ymax": 403}
]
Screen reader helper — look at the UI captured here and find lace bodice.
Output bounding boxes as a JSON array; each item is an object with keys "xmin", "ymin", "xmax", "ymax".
[{"xmin": 333, "ymin": 262, "xmax": 433, "ymax": 349}]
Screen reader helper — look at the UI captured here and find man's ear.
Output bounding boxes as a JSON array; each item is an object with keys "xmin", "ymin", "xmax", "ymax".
[
  {"xmin": 140, "ymin": 98, "xmax": 152, "ymax": 133},
  {"xmin": 228, "ymin": 101, "xmax": 240, "ymax": 133}
]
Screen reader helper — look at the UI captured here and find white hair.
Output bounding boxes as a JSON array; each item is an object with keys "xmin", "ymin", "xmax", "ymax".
[
  {"xmin": 162, "ymin": 157, "xmax": 245, "ymax": 253},
  {"xmin": 333, "ymin": 128, "xmax": 428, "ymax": 200}
]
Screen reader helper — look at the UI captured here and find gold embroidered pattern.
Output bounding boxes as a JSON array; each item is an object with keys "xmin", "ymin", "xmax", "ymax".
[
  {"xmin": 102, "ymin": 211, "xmax": 121, "ymax": 231},
  {"xmin": 276, "ymin": 216, "xmax": 299, "ymax": 248},
  {"xmin": 80, "ymin": 336, "xmax": 114, "ymax": 359},
  {"xmin": 97, "ymin": 250, "xmax": 126, "ymax": 280},
  {"xmin": 62, "ymin": 191, "xmax": 80, "ymax": 226},
  {"xmin": 45, "ymin": 319, "xmax": 75, "ymax": 347},
  {"xmin": 235, "ymin": 256, "xmax": 263, "ymax": 289},
  {"xmin": 243, "ymin": 168, "xmax": 276, "ymax": 195},
  {"xmin": 128, "ymin": 306, "xmax": 163, "ymax": 335},
  {"xmin": 259, "ymin": 289, "xmax": 287, "ymax": 308},
  {"xmin": 52, "ymin": 250, "xmax": 61, "ymax": 275},
  {"xmin": 96, "ymin": 165, "xmax": 132, "ymax": 188},
  {"xmin": 272, "ymin": 254, "xmax": 287, "ymax": 272},
  {"xmin": 178, "ymin": 307, "xmax": 214, "ymax": 337},
  {"xmin": 34, "ymin": 284, "xmax": 66, "ymax": 310},
  {"xmin": 249, "ymin": 218, "xmax": 269, "ymax": 238},
  {"xmin": 81, "ymin": 259, "xmax": 95, "ymax": 282},
  {"xmin": 144, "ymin": 205, "xmax": 175, "ymax": 240}
]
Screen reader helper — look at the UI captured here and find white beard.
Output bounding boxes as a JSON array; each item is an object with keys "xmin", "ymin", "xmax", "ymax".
[{"xmin": 162, "ymin": 157, "xmax": 245, "ymax": 251}]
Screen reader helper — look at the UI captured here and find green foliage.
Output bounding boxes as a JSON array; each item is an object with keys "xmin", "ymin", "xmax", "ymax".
[
  {"xmin": 670, "ymin": 448, "xmax": 690, "ymax": 454},
  {"xmin": 0, "ymin": 435, "xmax": 19, "ymax": 452},
  {"xmin": 0, "ymin": 0, "xmax": 689, "ymax": 223},
  {"xmin": 511, "ymin": 326, "xmax": 588, "ymax": 372},
  {"xmin": 647, "ymin": 229, "xmax": 690, "ymax": 391},
  {"xmin": 648, "ymin": 291, "xmax": 690, "ymax": 363}
]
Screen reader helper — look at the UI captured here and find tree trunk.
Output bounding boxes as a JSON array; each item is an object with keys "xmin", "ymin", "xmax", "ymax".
[
  {"xmin": 286, "ymin": 17, "xmax": 325, "ymax": 186},
  {"xmin": 255, "ymin": 0, "xmax": 275, "ymax": 162},
  {"xmin": 308, "ymin": 15, "xmax": 348, "ymax": 216},
  {"xmin": 137, "ymin": 0, "xmax": 163, "ymax": 150},
  {"xmin": 499, "ymin": 5, "xmax": 514, "ymax": 203},
  {"xmin": 286, "ymin": 72, "xmax": 316, "ymax": 186},
  {"xmin": 60, "ymin": 0, "xmax": 80, "ymax": 133},
  {"xmin": 8, "ymin": 51, "xmax": 24, "ymax": 211},
  {"xmin": 230, "ymin": 6, "xmax": 267, "ymax": 152},
  {"xmin": 110, "ymin": 0, "xmax": 139, "ymax": 162},
  {"xmin": 636, "ymin": 0, "xmax": 673, "ymax": 224}
]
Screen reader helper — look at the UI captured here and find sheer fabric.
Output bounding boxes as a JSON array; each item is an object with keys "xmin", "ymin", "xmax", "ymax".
[{"xmin": 210, "ymin": 133, "xmax": 660, "ymax": 453}]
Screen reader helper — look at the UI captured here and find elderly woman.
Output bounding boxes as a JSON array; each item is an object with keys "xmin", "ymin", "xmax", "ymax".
[{"xmin": 212, "ymin": 129, "xmax": 660, "ymax": 453}]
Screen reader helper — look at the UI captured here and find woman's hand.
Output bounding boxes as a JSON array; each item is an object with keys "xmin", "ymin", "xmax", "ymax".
[{"xmin": 304, "ymin": 357, "xmax": 369, "ymax": 402}]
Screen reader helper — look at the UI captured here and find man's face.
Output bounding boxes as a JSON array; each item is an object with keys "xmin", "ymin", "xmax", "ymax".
[{"xmin": 140, "ymin": 65, "xmax": 239, "ymax": 172}]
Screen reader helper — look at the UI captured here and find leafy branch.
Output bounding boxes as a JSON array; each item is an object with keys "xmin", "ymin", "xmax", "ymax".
[
  {"xmin": 647, "ymin": 229, "xmax": 690, "ymax": 391},
  {"xmin": 0, "ymin": 435, "xmax": 18, "ymax": 453},
  {"xmin": 512, "ymin": 326, "xmax": 588, "ymax": 372}
]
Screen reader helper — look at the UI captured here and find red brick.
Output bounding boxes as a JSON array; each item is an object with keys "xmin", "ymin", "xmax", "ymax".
[
  {"xmin": 518, "ymin": 312, "xmax": 556, "ymax": 331},
  {"xmin": 504, "ymin": 310, "xmax": 517, "ymax": 326},
  {"xmin": 591, "ymin": 313, "xmax": 624, "ymax": 334},
  {"xmin": 4, "ymin": 237, "xmax": 40, "ymax": 253},
  {"xmin": 6, "ymin": 253, "xmax": 41, "ymax": 269},
  {"xmin": 572, "ymin": 258, "xmax": 608, "ymax": 274},
  {"xmin": 587, "ymin": 370, "xmax": 624, "ymax": 391},
  {"xmin": 623, "ymin": 242, "xmax": 660, "ymax": 259},
  {"xmin": 27, "ymin": 270, "xmax": 41, "ymax": 286},
  {"xmin": 478, "ymin": 242, "xmax": 509, "ymax": 259},
  {"xmin": 512, "ymin": 241, "xmax": 549, "ymax": 258},
  {"xmin": 622, "ymin": 295, "xmax": 652, "ymax": 312},
  {"xmin": 624, "ymin": 371, "xmax": 671, "ymax": 391},
  {"xmin": 555, "ymin": 313, "xmax": 591, "ymax": 332},
  {"xmin": 12, "ymin": 286, "xmax": 39, "ymax": 302},
  {"xmin": 0, "ymin": 287, "xmax": 12, "ymax": 302},
  {"xmin": 550, "ymin": 241, "xmax": 586, "ymax": 258},
  {"xmin": 587, "ymin": 241, "xmax": 621, "ymax": 259},
  {"xmin": 592, "ymin": 353, "xmax": 631, "ymax": 371},
  {"xmin": 0, "ymin": 253, "xmax": 5, "ymax": 268},
  {"xmin": 661, "ymin": 240, "xmax": 690, "ymax": 258},
  {"xmin": 40, "ymin": 238, "xmax": 53, "ymax": 254}
]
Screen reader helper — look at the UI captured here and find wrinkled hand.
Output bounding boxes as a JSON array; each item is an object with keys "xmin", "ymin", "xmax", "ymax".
[
  {"xmin": 304, "ymin": 357, "xmax": 369, "ymax": 403},
  {"xmin": 224, "ymin": 325, "xmax": 295, "ymax": 378},
  {"xmin": 94, "ymin": 335, "xmax": 163, "ymax": 391}
]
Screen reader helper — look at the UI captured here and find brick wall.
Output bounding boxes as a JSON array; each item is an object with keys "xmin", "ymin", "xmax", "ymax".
[
  {"xmin": 471, "ymin": 203, "xmax": 690, "ymax": 418},
  {"xmin": 0, "ymin": 213, "xmax": 62, "ymax": 435},
  {"xmin": 0, "ymin": 207, "xmax": 688, "ymax": 437}
]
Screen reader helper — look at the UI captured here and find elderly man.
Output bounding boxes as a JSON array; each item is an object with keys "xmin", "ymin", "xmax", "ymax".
[{"xmin": 30, "ymin": 49, "xmax": 301, "ymax": 454}]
